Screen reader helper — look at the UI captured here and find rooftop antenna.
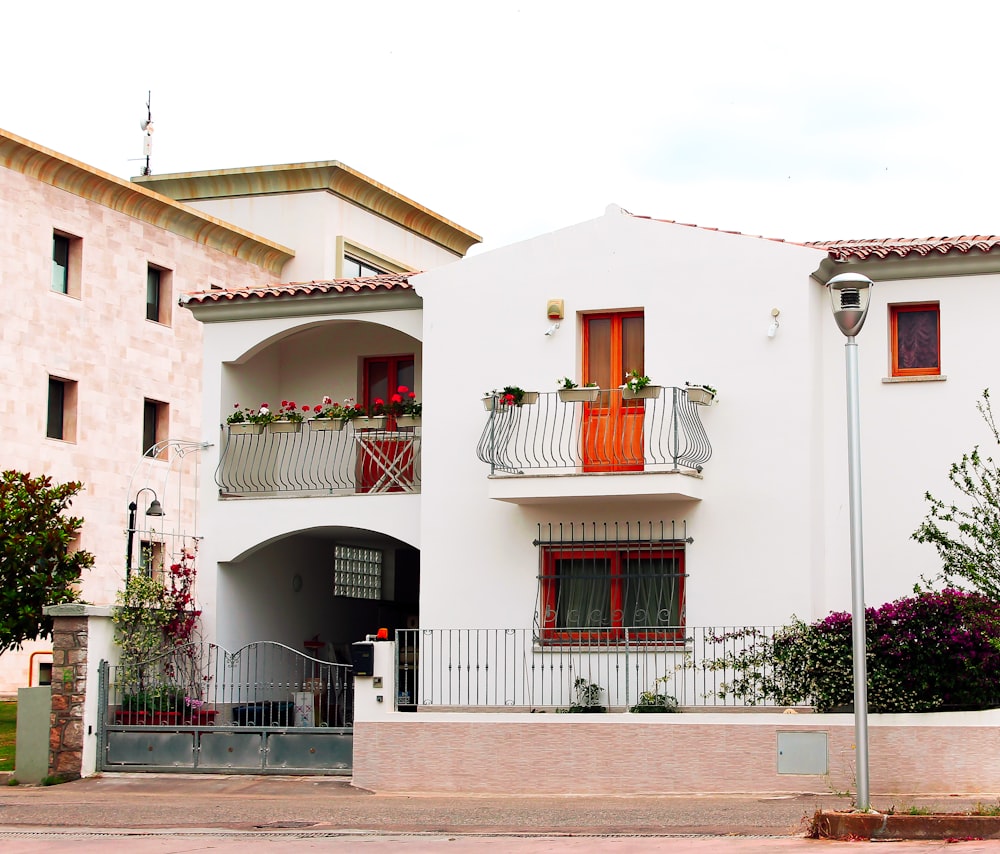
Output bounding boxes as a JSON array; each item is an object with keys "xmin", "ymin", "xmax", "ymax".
[{"xmin": 139, "ymin": 91, "xmax": 153, "ymax": 176}]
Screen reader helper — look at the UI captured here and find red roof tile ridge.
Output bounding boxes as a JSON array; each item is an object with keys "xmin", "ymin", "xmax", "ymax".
[
  {"xmin": 182, "ymin": 273, "xmax": 418, "ymax": 305},
  {"xmin": 624, "ymin": 212, "xmax": 810, "ymax": 248}
]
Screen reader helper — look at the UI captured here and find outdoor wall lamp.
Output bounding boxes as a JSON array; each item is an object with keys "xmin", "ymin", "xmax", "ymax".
[
  {"xmin": 826, "ymin": 269, "xmax": 875, "ymax": 811},
  {"xmin": 767, "ymin": 308, "xmax": 780, "ymax": 338},
  {"xmin": 125, "ymin": 487, "xmax": 164, "ymax": 579}
]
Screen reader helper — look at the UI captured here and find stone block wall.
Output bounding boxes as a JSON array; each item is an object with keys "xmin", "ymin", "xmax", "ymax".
[{"xmin": 48, "ymin": 615, "xmax": 89, "ymax": 780}]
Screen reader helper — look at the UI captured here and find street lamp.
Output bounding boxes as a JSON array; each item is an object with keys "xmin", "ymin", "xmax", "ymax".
[
  {"xmin": 125, "ymin": 487, "xmax": 164, "ymax": 579},
  {"xmin": 826, "ymin": 270, "xmax": 874, "ymax": 811}
]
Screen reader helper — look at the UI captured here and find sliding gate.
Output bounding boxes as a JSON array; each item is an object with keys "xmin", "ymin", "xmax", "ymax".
[{"xmin": 98, "ymin": 641, "xmax": 353, "ymax": 774}]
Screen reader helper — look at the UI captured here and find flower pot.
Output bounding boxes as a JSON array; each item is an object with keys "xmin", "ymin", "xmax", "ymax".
[
  {"xmin": 356, "ymin": 416, "xmax": 387, "ymax": 431},
  {"xmin": 520, "ymin": 392, "xmax": 539, "ymax": 405},
  {"xmin": 184, "ymin": 709, "xmax": 218, "ymax": 725},
  {"xmin": 309, "ymin": 417, "xmax": 346, "ymax": 432},
  {"xmin": 228, "ymin": 422, "xmax": 264, "ymax": 435},
  {"xmin": 482, "ymin": 396, "xmax": 497, "ymax": 411},
  {"xmin": 558, "ymin": 387, "xmax": 600, "ymax": 403},
  {"xmin": 685, "ymin": 387, "xmax": 716, "ymax": 406},
  {"xmin": 395, "ymin": 415, "xmax": 421, "ymax": 429},
  {"xmin": 267, "ymin": 419, "xmax": 302, "ymax": 433},
  {"xmin": 622, "ymin": 385, "xmax": 662, "ymax": 400}
]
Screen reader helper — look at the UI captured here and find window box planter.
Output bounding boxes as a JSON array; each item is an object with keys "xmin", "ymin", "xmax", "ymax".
[
  {"xmin": 685, "ymin": 386, "xmax": 716, "ymax": 406},
  {"xmin": 395, "ymin": 415, "xmax": 421, "ymax": 429},
  {"xmin": 356, "ymin": 416, "xmax": 387, "ymax": 431},
  {"xmin": 558, "ymin": 387, "xmax": 601, "ymax": 403},
  {"xmin": 267, "ymin": 419, "xmax": 302, "ymax": 433},
  {"xmin": 228, "ymin": 422, "xmax": 264, "ymax": 435},
  {"xmin": 183, "ymin": 708, "xmax": 219, "ymax": 725},
  {"xmin": 622, "ymin": 385, "xmax": 662, "ymax": 401},
  {"xmin": 309, "ymin": 417, "xmax": 346, "ymax": 432}
]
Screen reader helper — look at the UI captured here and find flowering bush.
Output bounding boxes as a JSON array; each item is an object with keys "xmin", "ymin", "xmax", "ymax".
[
  {"xmin": 226, "ymin": 403, "xmax": 272, "ymax": 425},
  {"xmin": 701, "ymin": 589, "xmax": 1000, "ymax": 712}
]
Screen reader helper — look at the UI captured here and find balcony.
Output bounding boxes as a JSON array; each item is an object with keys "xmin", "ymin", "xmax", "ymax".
[
  {"xmin": 216, "ymin": 421, "xmax": 421, "ymax": 497},
  {"xmin": 476, "ymin": 387, "xmax": 711, "ymax": 504}
]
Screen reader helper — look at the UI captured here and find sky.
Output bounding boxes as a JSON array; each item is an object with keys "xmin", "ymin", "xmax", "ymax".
[{"xmin": 4, "ymin": 1, "xmax": 1000, "ymax": 256}]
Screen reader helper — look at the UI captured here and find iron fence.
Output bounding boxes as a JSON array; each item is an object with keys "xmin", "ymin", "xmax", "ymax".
[
  {"xmin": 396, "ymin": 626, "xmax": 800, "ymax": 710},
  {"xmin": 476, "ymin": 388, "xmax": 711, "ymax": 475},
  {"xmin": 105, "ymin": 640, "xmax": 353, "ymax": 728},
  {"xmin": 216, "ymin": 422, "xmax": 421, "ymax": 496}
]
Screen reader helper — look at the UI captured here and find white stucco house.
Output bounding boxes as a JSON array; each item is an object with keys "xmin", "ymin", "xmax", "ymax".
[{"xmin": 172, "ymin": 204, "xmax": 1000, "ymax": 793}]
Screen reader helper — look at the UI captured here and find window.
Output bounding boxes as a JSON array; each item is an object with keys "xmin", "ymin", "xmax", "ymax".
[
  {"xmin": 334, "ymin": 545, "xmax": 382, "ymax": 599},
  {"xmin": 51, "ymin": 231, "xmax": 81, "ymax": 296},
  {"xmin": 146, "ymin": 264, "xmax": 172, "ymax": 324},
  {"xmin": 46, "ymin": 377, "xmax": 77, "ymax": 441},
  {"xmin": 142, "ymin": 399, "xmax": 168, "ymax": 458},
  {"xmin": 539, "ymin": 543, "xmax": 685, "ymax": 642},
  {"xmin": 343, "ymin": 254, "xmax": 388, "ymax": 278},
  {"xmin": 890, "ymin": 303, "xmax": 940, "ymax": 377},
  {"xmin": 139, "ymin": 540, "xmax": 165, "ymax": 578}
]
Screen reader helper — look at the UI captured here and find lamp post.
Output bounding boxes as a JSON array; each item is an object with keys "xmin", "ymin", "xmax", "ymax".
[
  {"xmin": 125, "ymin": 487, "xmax": 164, "ymax": 579},
  {"xmin": 826, "ymin": 270, "xmax": 874, "ymax": 811}
]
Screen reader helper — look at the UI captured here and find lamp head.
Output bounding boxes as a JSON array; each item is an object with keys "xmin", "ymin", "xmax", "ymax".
[
  {"xmin": 827, "ymin": 272, "xmax": 874, "ymax": 337},
  {"xmin": 145, "ymin": 499, "xmax": 164, "ymax": 517}
]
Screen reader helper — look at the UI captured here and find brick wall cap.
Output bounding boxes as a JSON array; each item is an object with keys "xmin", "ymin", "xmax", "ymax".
[{"xmin": 44, "ymin": 604, "xmax": 113, "ymax": 618}]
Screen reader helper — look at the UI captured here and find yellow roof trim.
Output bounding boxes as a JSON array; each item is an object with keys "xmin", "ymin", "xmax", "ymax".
[
  {"xmin": 134, "ymin": 160, "xmax": 482, "ymax": 257},
  {"xmin": 0, "ymin": 128, "xmax": 295, "ymax": 276}
]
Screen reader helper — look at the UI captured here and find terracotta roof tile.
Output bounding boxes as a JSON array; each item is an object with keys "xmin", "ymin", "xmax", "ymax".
[
  {"xmin": 181, "ymin": 273, "xmax": 415, "ymax": 305},
  {"xmin": 626, "ymin": 213, "xmax": 806, "ymax": 248},
  {"xmin": 808, "ymin": 236, "xmax": 1000, "ymax": 261}
]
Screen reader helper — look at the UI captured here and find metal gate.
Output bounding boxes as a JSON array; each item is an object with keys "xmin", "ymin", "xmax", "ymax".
[{"xmin": 98, "ymin": 641, "xmax": 353, "ymax": 774}]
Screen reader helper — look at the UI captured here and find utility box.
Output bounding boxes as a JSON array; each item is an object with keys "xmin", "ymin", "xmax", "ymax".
[
  {"xmin": 351, "ymin": 641, "xmax": 374, "ymax": 677},
  {"xmin": 15, "ymin": 686, "xmax": 52, "ymax": 783}
]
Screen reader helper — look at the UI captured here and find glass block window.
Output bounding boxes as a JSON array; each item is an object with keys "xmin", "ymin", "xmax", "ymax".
[{"xmin": 334, "ymin": 545, "xmax": 382, "ymax": 599}]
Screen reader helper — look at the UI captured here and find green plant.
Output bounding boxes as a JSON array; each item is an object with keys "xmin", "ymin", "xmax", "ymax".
[
  {"xmin": 558, "ymin": 377, "xmax": 578, "ymax": 390},
  {"xmin": 226, "ymin": 403, "xmax": 272, "ymax": 425},
  {"xmin": 384, "ymin": 385, "xmax": 421, "ymax": 417},
  {"xmin": 913, "ymin": 389, "xmax": 1000, "ymax": 599},
  {"xmin": 0, "ymin": 472, "xmax": 94, "ymax": 652},
  {"xmin": 629, "ymin": 676, "xmax": 679, "ymax": 712},
  {"xmin": 685, "ymin": 381, "xmax": 717, "ymax": 395},
  {"xmin": 623, "ymin": 370, "xmax": 651, "ymax": 393},
  {"xmin": 567, "ymin": 677, "xmax": 606, "ymax": 712},
  {"xmin": 971, "ymin": 801, "xmax": 1000, "ymax": 816},
  {"xmin": 275, "ymin": 400, "xmax": 307, "ymax": 423},
  {"xmin": 0, "ymin": 701, "xmax": 15, "ymax": 772}
]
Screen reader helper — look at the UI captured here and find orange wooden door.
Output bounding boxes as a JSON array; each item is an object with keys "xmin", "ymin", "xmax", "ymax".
[{"xmin": 582, "ymin": 312, "xmax": 645, "ymax": 472}]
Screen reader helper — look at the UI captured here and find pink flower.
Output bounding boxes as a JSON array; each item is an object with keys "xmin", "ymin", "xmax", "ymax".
[{"xmin": 322, "ymin": 396, "xmax": 332, "ymax": 405}]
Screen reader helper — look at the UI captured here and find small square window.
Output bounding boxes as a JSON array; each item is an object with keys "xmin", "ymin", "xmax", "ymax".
[
  {"xmin": 52, "ymin": 231, "xmax": 81, "ymax": 296},
  {"xmin": 47, "ymin": 377, "xmax": 77, "ymax": 441},
  {"xmin": 146, "ymin": 265, "xmax": 172, "ymax": 324},
  {"xmin": 142, "ymin": 399, "xmax": 169, "ymax": 458},
  {"xmin": 890, "ymin": 303, "xmax": 940, "ymax": 377},
  {"xmin": 334, "ymin": 545, "xmax": 382, "ymax": 599}
]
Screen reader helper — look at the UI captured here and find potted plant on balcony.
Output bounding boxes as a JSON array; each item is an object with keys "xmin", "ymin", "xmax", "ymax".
[
  {"xmin": 268, "ymin": 400, "xmax": 307, "ymax": 433},
  {"xmin": 483, "ymin": 385, "xmax": 539, "ymax": 410},
  {"xmin": 621, "ymin": 369, "xmax": 661, "ymax": 400},
  {"xmin": 628, "ymin": 676, "xmax": 679, "ymax": 713},
  {"xmin": 557, "ymin": 377, "xmax": 600, "ymax": 403},
  {"xmin": 685, "ymin": 382, "xmax": 717, "ymax": 406},
  {"xmin": 391, "ymin": 386, "xmax": 422, "ymax": 429},
  {"xmin": 357, "ymin": 398, "xmax": 388, "ymax": 431},
  {"xmin": 309, "ymin": 396, "xmax": 349, "ymax": 432},
  {"xmin": 566, "ymin": 677, "xmax": 607, "ymax": 713},
  {"xmin": 226, "ymin": 403, "xmax": 271, "ymax": 435}
]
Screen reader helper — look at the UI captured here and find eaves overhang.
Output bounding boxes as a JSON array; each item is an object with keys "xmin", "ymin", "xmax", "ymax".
[
  {"xmin": 181, "ymin": 276, "xmax": 421, "ymax": 323},
  {"xmin": 809, "ymin": 237, "xmax": 1000, "ymax": 284},
  {"xmin": 1, "ymin": 128, "xmax": 295, "ymax": 276},
  {"xmin": 135, "ymin": 160, "xmax": 482, "ymax": 257}
]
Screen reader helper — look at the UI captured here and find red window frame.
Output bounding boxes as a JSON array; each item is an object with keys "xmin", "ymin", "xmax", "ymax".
[
  {"xmin": 890, "ymin": 303, "xmax": 940, "ymax": 377},
  {"xmin": 539, "ymin": 544, "xmax": 685, "ymax": 644},
  {"xmin": 362, "ymin": 354, "xmax": 415, "ymax": 428}
]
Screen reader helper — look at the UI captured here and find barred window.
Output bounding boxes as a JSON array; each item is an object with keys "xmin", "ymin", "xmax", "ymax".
[
  {"xmin": 536, "ymin": 522, "xmax": 687, "ymax": 643},
  {"xmin": 334, "ymin": 545, "xmax": 382, "ymax": 599}
]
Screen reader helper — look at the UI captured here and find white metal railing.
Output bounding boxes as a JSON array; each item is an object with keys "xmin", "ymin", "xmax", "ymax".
[{"xmin": 395, "ymin": 626, "xmax": 800, "ymax": 710}]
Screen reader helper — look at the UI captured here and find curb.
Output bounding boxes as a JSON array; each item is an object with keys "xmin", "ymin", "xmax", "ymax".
[{"xmin": 814, "ymin": 810, "xmax": 1000, "ymax": 841}]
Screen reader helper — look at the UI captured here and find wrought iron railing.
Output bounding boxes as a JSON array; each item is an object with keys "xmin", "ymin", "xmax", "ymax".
[
  {"xmin": 104, "ymin": 640, "xmax": 353, "ymax": 728},
  {"xmin": 476, "ymin": 388, "xmax": 711, "ymax": 475},
  {"xmin": 396, "ymin": 626, "xmax": 799, "ymax": 710},
  {"xmin": 216, "ymin": 422, "xmax": 421, "ymax": 496}
]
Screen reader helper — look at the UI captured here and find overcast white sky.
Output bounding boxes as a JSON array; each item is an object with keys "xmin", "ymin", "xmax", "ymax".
[{"xmin": 4, "ymin": 1, "xmax": 1000, "ymax": 255}]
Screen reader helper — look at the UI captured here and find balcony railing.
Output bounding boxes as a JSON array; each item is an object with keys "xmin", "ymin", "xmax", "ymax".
[
  {"xmin": 476, "ymin": 387, "xmax": 711, "ymax": 475},
  {"xmin": 216, "ymin": 421, "xmax": 421, "ymax": 496},
  {"xmin": 396, "ymin": 626, "xmax": 798, "ymax": 710}
]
